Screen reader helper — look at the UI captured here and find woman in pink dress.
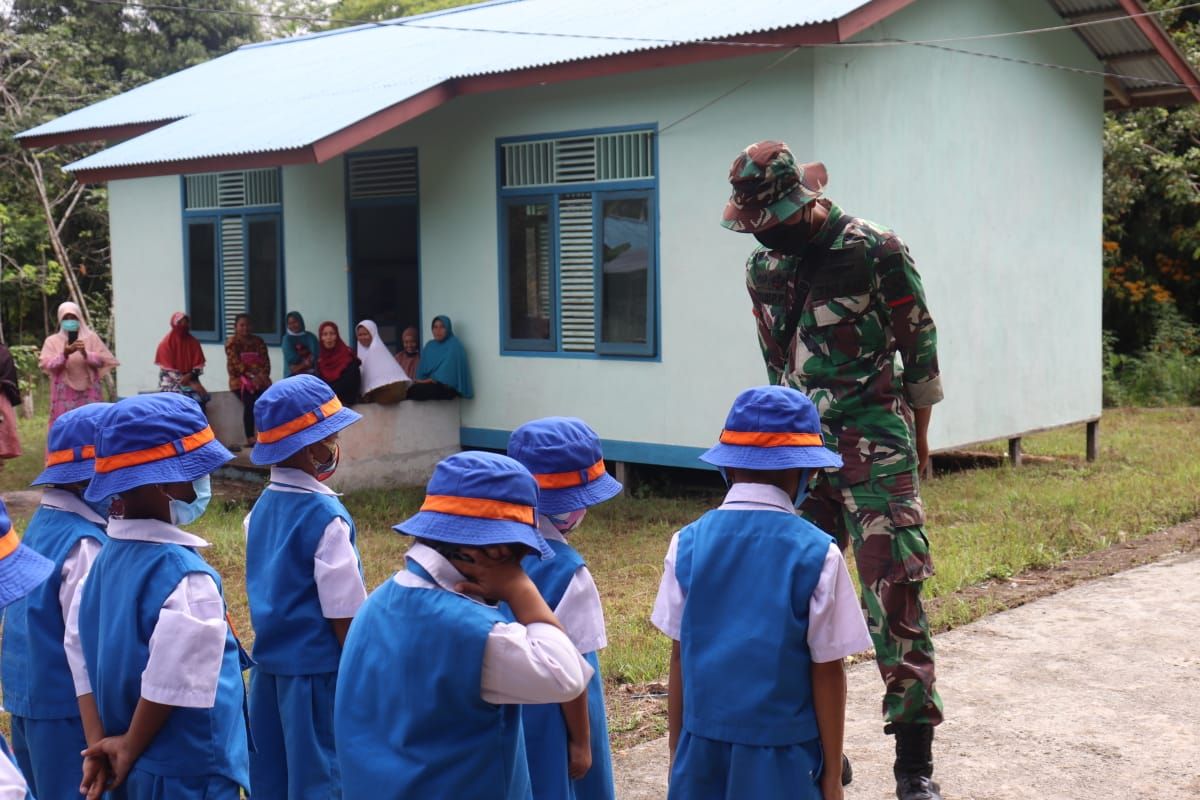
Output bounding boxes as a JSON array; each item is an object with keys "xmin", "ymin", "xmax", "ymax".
[{"xmin": 38, "ymin": 301, "xmax": 118, "ymax": 429}]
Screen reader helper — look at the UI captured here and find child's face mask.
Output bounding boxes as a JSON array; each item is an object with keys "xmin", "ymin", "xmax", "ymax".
[
  {"xmin": 546, "ymin": 508, "xmax": 587, "ymax": 534},
  {"xmin": 312, "ymin": 439, "xmax": 340, "ymax": 482},
  {"xmin": 61, "ymin": 319, "xmax": 81, "ymax": 333},
  {"xmin": 792, "ymin": 468, "xmax": 816, "ymax": 510},
  {"xmin": 166, "ymin": 475, "xmax": 212, "ymax": 526}
]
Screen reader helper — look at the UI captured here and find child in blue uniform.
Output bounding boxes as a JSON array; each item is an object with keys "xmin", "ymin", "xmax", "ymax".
[
  {"xmin": 245, "ymin": 374, "xmax": 366, "ymax": 799},
  {"xmin": 77, "ymin": 393, "xmax": 249, "ymax": 800},
  {"xmin": 507, "ymin": 417, "xmax": 622, "ymax": 800},
  {"xmin": 334, "ymin": 451, "xmax": 593, "ymax": 800},
  {"xmin": 1, "ymin": 403, "xmax": 111, "ymax": 799},
  {"xmin": 651, "ymin": 386, "xmax": 872, "ymax": 800},
  {"xmin": 0, "ymin": 497, "xmax": 54, "ymax": 800}
]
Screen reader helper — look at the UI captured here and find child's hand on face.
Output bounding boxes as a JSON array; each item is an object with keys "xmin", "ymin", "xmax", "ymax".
[{"xmin": 453, "ymin": 545, "xmax": 531, "ymax": 603}]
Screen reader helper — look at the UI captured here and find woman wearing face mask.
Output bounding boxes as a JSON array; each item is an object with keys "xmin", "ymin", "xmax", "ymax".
[
  {"xmin": 77, "ymin": 393, "xmax": 249, "ymax": 799},
  {"xmin": 39, "ymin": 301, "xmax": 119, "ymax": 429}
]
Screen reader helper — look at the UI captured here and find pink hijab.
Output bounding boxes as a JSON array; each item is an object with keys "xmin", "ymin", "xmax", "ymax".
[{"xmin": 38, "ymin": 301, "xmax": 118, "ymax": 391}]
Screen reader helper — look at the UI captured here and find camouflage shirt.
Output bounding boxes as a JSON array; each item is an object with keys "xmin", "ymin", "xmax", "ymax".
[{"xmin": 746, "ymin": 202, "xmax": 943, "ymax": 487}]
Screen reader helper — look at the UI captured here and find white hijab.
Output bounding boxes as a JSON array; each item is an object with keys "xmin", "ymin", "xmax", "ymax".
[{"xmin": 355, "ymin": 320, "xmax": 411, "ymax": 394}]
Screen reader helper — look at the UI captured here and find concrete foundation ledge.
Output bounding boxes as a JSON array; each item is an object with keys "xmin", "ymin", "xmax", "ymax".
[{"xmin": 204, "ymin": 391, "xmax": 460, "ymax": 490}]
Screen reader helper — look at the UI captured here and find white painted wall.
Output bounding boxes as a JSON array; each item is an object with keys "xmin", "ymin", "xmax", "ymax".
[
  {"xmin": 109, "ymin": 160, "xmax": 349, "ymax": 397},
  {"xmin": 109, "ymin": 175, "xmax": 185, "ymax": 397},
  {"xmin": 107, "ymin": 0, "xmax": 1105, "ymax": 464},
  {"xmin": 814, "ymin": 0, "xmax": 1104, "ymax": 447}
]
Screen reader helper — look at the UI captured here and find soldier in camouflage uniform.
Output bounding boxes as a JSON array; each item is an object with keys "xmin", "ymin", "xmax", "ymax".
[{"xmin": 722, "ymin": 141, "xmax": 945, "ymax": 800}]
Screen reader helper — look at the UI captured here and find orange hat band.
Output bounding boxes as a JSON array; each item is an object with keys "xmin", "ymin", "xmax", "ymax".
[
  {"xmin": 534, "ymin": 459, "xmax": 606, "ymax": 490},
  {"xmin": 420, "ymin": 495, "xmax": 535, "ymax": 526},
  {"xmin": 45, "ymin": 445, "xmax": 96, "ymax": 468},
  {"xmin": 0, "ymin": 529, "xmax": 19, "ymax": 560},
  {"xmin": 94, "ymin": 426, "xmax": 216, "ymax": 474},
  {"xmin": 256, "ymin": 396, "xmax": 343, "ymax": 445},
  {"xmin": 719, "ymin": 430, "xmax": 825, "ymax": 448}
]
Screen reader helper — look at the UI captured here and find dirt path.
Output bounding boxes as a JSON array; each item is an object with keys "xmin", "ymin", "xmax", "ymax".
[{"xmin": 615, "ymin": 548, "xmax": 1200, "ymax": 799}]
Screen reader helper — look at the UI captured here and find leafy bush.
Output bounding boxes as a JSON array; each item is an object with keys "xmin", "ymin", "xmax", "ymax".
[{"xmin": 1103, "ymin": 305, "xmax": 1200, "ymax": 407}]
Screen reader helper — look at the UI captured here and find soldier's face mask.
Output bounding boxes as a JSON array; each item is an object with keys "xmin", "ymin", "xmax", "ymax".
[{"xmin": 753, "ymin": 218, "xmax": 811, "ymax": 255}]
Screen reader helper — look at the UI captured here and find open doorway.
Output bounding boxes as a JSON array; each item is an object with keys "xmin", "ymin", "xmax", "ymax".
[{"xmin": 346, "ymin": 150, "xmax": 420, "ymax": 351}]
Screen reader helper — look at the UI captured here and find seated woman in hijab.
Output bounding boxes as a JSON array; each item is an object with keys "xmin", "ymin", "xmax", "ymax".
[
  {"xmin": 282, "ymin": 310, "xmax": 319, "ymax": 377},
  {"xmin": 225, "ymin": 313, "xmax": 272, "ymax": 448},
  {"xmin": 155, "ymin": 311, "xmax": 210, "ymax": 409},
  {"xmin": 318, "ymin": 321, "xmax": 361, "ymax": 406},
  {"xmin": 408, "ymin": 315, "xmax": 473, "ymax": 401},
  {"xmin": 355, "ymin": 320, "xmax": 411, "ymax": 404}
]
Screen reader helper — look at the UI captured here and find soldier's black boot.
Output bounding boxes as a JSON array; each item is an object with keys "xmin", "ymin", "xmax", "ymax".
[{"xmin": 885, "ymin": 722, "xmax": 943, "ymax": 800}]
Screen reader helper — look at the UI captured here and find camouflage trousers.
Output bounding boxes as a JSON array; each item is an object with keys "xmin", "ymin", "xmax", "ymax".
[{"xmin": 801, "ymin": 469, "xmax": 944, "ymax": 726}]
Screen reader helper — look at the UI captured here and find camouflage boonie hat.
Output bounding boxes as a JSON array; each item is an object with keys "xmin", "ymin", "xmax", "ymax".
[{"xmin": 721, "ymin": 141, "xmax": 827, "ymax": 233}]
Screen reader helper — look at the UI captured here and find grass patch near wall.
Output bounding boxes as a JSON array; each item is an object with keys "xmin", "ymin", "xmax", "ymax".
[{"xmin": 3, "ymin": 407, "xmax": 1199, "ymax": 738}]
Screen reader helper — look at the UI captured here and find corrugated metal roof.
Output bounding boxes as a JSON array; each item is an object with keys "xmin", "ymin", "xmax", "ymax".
[
  {"xmin": 23, "ymin": 0, "xmax": 870, "ymax": 166},
  {"xmin": 17, "ymin": 0, "xmax": 1199, "ymax": 174},
  {"xmin": 1045, "ymin": 0, "xmax": 1198, "ymax": 103}
]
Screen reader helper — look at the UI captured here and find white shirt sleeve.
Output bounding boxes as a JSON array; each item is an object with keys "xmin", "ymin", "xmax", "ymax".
[
  {"xmin": 552, "ymin": 566, "xmax": 607, "ymax": 655},
  {"xmin": 141, "ymin": 573, "xmax": 228, "ymax": 708},
  {"xmin": 313, "ymin": 517, "xmax": 368, "ymax": 619},
  {"xmin": 480, "ymin": 621, "xmax": 593, "ymax": 705},
  {"xmin": 650, "ymin": 533, "xmax": 685, "ymax": 641},
  {"xmin": 61, "ymin": 537, "xmax": 103, "ymax": 697},
  {"xmin": 808, "ymin": 543, "xmax": 873, "ymax": 663},
  {"xmin": 0, "ymin": 748, "xmax": 29, "ymax": 800}
]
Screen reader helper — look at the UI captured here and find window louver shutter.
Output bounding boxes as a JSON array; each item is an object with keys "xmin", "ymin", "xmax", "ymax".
[
  {"xmin": 559, "ymin": 193, "xmax": 595, "ymax": 351},
  {"xmin": 222, "ymin": 217, "xmax": 246, "ymax": 336},
  {"xmin": 348, "ymin": 151, "xmax": 418, "ymax": 200},
  {"xmin": 554, "ymin": 137, "xmax": 596, "ymax": 184},
  {"xmin": 185, "ymin": 169, "xmax": 278, "ymax": 210}
]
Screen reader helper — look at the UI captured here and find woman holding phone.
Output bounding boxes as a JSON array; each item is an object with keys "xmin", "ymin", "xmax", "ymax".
[{"xmin": 38, "ymin": 301, "xmax": 118, "ymax": 429}]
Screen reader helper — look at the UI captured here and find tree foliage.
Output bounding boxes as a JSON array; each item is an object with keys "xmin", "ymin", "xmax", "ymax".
[
  {"xmin": 0, "ymin": 1, "xmax": 260, "ymax": 347},
  {"xmin": 1103, "ymin": 0, "xmax": 1200, "ymax": 356}
]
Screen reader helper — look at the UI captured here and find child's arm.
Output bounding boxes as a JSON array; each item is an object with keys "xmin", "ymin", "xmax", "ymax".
[
  {"xmin": 667, "ymin": 640, "xmax": 683, "ymax": 769},
  {"xmin": 812, "ymin": 659, "xmax": 847, "ymax": 800},
  {"xmin": 314, "ymin": 517, "xmax": 368, "ymax": 648},
  {"xmin": 83, "ymin": 572, "xmax": 228, "ymax": 793},
  {"xmin": 454, "ymin": 545, "xmax": 591, "ymax": 705},
  {"xmin": 561, "ymin": 690, "xmax": 592, "ymax": 779},
  {"xmin": 81, "ymin": 699, "xmax": 172, "ymax": 794}
]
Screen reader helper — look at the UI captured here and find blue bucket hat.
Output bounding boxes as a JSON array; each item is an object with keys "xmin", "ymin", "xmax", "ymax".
[
  {"xmin": 394, "ymin": 451, "xmax": 553, "ymax": 560},
  {"xmin": 0, "ymin": 498, "xmax": 55, "ymax": 609},
  {"xmin": 251, "ymin": 375, "xmax": 362, "ymax": 465},
  {"xmin": 85, "ymin": 393, "xmax": 234, "ymax": 501},
  {"xmin": 32, "ymin": 402, "xmax": 113, "ymax": 487},
  {"xmin": 700, "ymin": 386, "xmax": 843, "ymax": 471},
  {"xmin": 507, "ymin": 417, "xmax": 622, "ymax": 516}
]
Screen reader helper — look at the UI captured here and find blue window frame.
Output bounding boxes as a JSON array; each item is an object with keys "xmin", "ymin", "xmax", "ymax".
[
  {"xmin": 497, "ymin": 125, "xmax": 658, "ymax": 359},
  {"xmin": 181, "ymin": 169, "xmax": 285, "ymax": 344}
]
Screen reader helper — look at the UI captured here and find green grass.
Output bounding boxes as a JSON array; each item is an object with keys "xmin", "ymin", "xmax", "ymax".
[{"xmin": 3, "ymin": 407, "xmax": 1199, "ymax": 691}]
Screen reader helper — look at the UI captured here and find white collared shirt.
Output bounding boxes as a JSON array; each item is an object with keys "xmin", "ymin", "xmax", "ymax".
[
  {"xmin": 393, "ymin": 543, "xmax": 592, "ymax": 705},
  {"xmin": 242, "ymin": 468, "xmax": 368, "ymax": 619},
  {"xmin": 651, "ymin": 482, "xmax": 873, "ymax": 664},
  {"xmin": 40, "ymin": 489, "xmax": 106, "ymax": 699},
  {"xmin": 71, "ymin": 518, "xmax": 229, "ymax": 707},
  {"xmin": 536, "ymin": 516, "xmax": 607, "ymax": 655}
]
